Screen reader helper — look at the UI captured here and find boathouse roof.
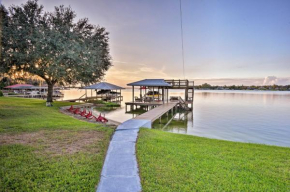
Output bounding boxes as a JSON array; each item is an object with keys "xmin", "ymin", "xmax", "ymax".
[
  {"xmin": 4, "ymin": 84, "xmax": 34, "ymax": 89},
  {"xmin": 127, "ymin": 79, "xmax": 172, "ymax": 87},
  {"xmin": 82, "ymin": 82, "xmax": 125, "ymax": 90}
]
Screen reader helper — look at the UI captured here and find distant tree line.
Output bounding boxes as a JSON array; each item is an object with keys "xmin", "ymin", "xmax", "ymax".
[{"xmin": 195, "ymin": 83, "xmax": 290, "ymax": 91}]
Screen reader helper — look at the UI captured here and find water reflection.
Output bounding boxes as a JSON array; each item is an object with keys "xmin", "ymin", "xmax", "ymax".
[
  {"xmin": 61, "ymin": 89, "xmax": 290, "ymax": 147},
  {"xmin": 191, "ymin": 91, "xmax": 290, "ymax": 147},
  {"xmin": 153, "ymin": 111, "xmax": 193, "ymax": 134}
]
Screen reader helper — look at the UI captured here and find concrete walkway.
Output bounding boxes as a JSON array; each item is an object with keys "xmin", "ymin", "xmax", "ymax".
[{"xmin": 97, "ymin": 119, "xmax": 151, "ymax": 192}]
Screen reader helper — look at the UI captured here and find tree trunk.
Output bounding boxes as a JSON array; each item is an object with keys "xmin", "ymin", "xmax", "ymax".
[{"xmin": 46, "ymin": 82, "xmax": 54, "ymax": 107}]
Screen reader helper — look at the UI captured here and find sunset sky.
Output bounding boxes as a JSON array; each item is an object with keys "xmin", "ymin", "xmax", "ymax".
[{"xmin": 2, "ymin": 0, "xmax": 290, "ymax": 86}]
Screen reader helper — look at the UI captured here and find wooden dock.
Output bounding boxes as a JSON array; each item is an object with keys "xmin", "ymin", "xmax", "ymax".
[{"xmin": 135, "ymin": 102, "xmax": 178, "ymax": 122}]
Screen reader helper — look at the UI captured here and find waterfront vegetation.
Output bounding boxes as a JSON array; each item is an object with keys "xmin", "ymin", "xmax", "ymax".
[
  {"xmin": 127, "ymin": 107, "xmax": 147, "ymax": 114},
  {"xmin": 88, "ymin": 99, "xmax": 121, "ymax": 107},
  {"xmin": 137, "ymin": 129, "xmax": 290, "ymax": 192},
  {"xmin": 0, "ymin": 97, "xmax": 114, "ymax": 191},
  {"xmin": 195, "ymin": 83, "xmax": 290, "ymax": 91}
]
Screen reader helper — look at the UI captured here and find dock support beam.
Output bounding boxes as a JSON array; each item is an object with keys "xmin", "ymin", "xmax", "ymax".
[
  {"xmin": 162, "ymin": 87, "xmax": 165, "ymax": 104},
  {"xmin": 132, "ymin": 86, "xmax": 134, "ymax": 103}
]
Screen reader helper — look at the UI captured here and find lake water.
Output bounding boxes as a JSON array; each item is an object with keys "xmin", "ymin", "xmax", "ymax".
[{"xmin": 61, "ymin": 89, "xmax": 290, "ymax": 147}]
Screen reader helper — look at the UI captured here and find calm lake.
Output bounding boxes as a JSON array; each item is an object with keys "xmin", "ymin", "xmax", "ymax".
[{"xmin": 61, "ymin": 89, "xmax": 290, "ymax": 147}]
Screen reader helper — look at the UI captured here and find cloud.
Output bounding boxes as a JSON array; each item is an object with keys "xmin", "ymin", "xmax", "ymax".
[
  {"xmin": 106, "ymin": 61, "xmax": 290, "ymax": 87},
  {"xmin": 112, "ymin": 60, "xmax": 146, "ymax": 66},
  {"xmin": 262, "ymin": 76, "xmax": 290, "ymax": 85},
  {"xmin": 263, "ymin": 76, "xmax": 278, "ymax": 85},
  {"xmin": 105, "ymin": 61, "xmax": 169, "ymax": 87},
  {"xmin": 192, "ymin": 77, "xmax": 290, "ymax": 86}
]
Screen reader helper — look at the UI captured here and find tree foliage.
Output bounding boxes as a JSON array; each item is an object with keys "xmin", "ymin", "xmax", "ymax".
[{"xmin": 0, "ymin": 0, "xmax": 112, "ymax": 104}]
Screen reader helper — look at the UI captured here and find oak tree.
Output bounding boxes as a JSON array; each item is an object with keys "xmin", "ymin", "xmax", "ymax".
[{"xmin": 0, "ymin": 0, "xmax": 111, "ymax": 106}]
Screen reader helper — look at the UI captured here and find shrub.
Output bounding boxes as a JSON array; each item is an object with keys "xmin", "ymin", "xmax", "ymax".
[
  {"xmin": 8, "ymin": 92, "xmax": 18, "ymax": 95},
  {"xmin": 0, "ymin": 91, "xmax": 3, "ymax": 97}
]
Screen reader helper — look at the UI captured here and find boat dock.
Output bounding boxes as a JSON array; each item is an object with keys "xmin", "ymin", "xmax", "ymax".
[
  {"xmin": 125, "ymin": 79, "xmax": 194, "ymax": 112},
  {"xmin": 97, "ymin": 79, "xmax": 194, "ymax": 192},
  {"xmin": 135, "ymin": 102, "xmax": 178, "ymax": 122}
]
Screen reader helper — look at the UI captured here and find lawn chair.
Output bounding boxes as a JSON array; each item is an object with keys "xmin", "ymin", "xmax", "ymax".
[
  {"xmin": 75, "ymin": 108, "xmax": 83, "ymax": 114},
  {"xmin": 79, "ymin": 108, "xmax": 87, "ymax": 116},
  {"xmin": 73, "ymin": 108, "xmax": 80, "ymax": 114},
  {"xmin": 67, "ymin": 105, "xmax": 74, "ymax": 112},
  {"xmin": 95, "ymin": 114, "xmax": 108, "ymax": 123},
  {"xmin": 85, "ymin": 111, "xmax": 95, "ymax": 119}
]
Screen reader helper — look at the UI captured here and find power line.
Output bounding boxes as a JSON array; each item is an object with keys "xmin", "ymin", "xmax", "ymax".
[{"xmin": 179, "ymin": 0, "xmax": 185, "ymax": 79}]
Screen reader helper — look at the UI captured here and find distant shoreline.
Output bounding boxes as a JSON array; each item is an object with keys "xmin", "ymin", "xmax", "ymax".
[{"xmin": 195, "ymin": 88, "xmax": 290, "ymax": 91}]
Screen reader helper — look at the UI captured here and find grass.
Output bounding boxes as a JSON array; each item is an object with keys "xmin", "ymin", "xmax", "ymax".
[
  {"xmin": 137, "ymin": 129, "xmax": 290, "ymax": 192},
  {"xmin": 0, "ymin": 97, "xmax": 114, "ymax": 191},
  {"xmin": 0, "ymin": 97, "xmax": 97, "ymax": 133},
  {"xmin": 87, "ymin": 99, "xmax": 120, "ymax": 107},
  {"xmin": 7, "ymin": 92, "xmax": 19, "ymax": 95},
  {"xmin": 95, "ymin": 106, "xmax": 119, "ymax": 112}
]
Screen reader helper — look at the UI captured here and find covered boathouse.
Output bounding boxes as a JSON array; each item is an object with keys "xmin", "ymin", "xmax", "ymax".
[
  {"xmin": 66, "ymin": 82, "xmax": 125, "ymax": 102},
  {"xmin": 125, "ymin": 79, "xmax": 194, "ymax": 112}
]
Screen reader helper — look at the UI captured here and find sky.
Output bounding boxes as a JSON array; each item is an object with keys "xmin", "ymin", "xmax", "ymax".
[{"xmin": 2, "ymin": 0, "xmax": 290, "ymax": 86}]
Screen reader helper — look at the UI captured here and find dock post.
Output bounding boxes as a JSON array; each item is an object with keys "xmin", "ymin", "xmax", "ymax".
[
  {"xmin": 185, "ymin": 80, "xmax": 189, "ymax": 102},
  {"xmin": 132, "ymin": 86, "xmax": 134, "ymax": 103},
  {"xmin": 159, "ymin": 116, "xmax": 161, "ymax": 124},
  {"xmin": 162, "ymin": 87, "xmax": 165, "ymax": 104}
]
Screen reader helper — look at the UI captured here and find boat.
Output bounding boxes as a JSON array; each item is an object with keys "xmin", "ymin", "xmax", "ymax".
[
  {"xmin": 97, "ymin": 89, "xmax": 120, "ymax": 95},
  {"xmin": 146, "ymin": 91, "xmax": 162, "ymax": 97}
]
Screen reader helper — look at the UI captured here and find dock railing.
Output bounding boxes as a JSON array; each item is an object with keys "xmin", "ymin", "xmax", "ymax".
[
  {"xmin": 165, "ymin": 79, "xmax": 194, "ymax": 88},
  {"xmin": 178, "ymin": 96, "xmax": 190, "ymax": 110}
]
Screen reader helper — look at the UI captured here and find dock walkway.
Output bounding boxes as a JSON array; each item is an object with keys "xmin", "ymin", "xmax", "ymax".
[
  {"xmin": 135, "ymin": 102, "xmax": 178, "ymax": 122},
  {"xmin": 97, "ymin": 102, "xmax": 177, "ymax": 192}
]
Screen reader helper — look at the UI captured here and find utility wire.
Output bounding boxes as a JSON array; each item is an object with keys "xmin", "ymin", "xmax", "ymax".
[{"xmin": 179, "ymin": 0, "xmax": 185, "ymax": 79}]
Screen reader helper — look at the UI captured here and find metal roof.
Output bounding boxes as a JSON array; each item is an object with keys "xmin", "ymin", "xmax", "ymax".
[
  {"xmin": 82, "ymin": 82, "xmax": 125, "ymax": 90},
  {"xmin": 127, "ymin": 79, "xmax": 172, "ymax": 87},
  {"xmin": 4, "ymin": 84, "xmax": 34, "ymax": 89}
]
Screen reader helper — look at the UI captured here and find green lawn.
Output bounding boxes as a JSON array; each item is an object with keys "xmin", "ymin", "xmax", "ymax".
[
  {"xmin": 137, "ymin": 129, "xmax": 290, "ymax": 192},
  {"xmin": 0, "ymin": 97, "xmax": 114, "ymax": 191}
]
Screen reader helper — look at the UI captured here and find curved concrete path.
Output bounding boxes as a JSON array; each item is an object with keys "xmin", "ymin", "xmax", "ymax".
[{"xmin": 97, "ymin": 119, "xmax": 151, "ymax": 192}]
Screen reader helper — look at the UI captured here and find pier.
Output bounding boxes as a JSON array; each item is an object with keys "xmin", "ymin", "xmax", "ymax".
[
  {"xmin": 97, "ymin": 79, "xmax": 194, "ymax": 192},
  {"xmin": 135, "ymin": 102, "xmax": 178, "ymax": 122},
  {"xmin": 66, "ymin": 82, "xmax": 124, "ymax": 102},
  {"xmin": 125, "ymin": 79, "xmax": 194, "ymax": 112}
]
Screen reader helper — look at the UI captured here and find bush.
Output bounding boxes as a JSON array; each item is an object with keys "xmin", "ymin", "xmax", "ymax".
[
  {"xmin": 105, "ymin": 102, "xmax": 120, "ymax": 107},
  {"xmin": 0, "ymin": 91, "xmax": 3, "ymax": 97},
  {"xmin": 8, "ymin": 92, "xmax": 18, "ymax": 95}
]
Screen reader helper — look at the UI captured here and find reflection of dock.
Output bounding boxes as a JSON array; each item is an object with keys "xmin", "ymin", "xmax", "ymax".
[{"xmin": 135, "ymin": 102, "xmax": 178, "ymax": 122}]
